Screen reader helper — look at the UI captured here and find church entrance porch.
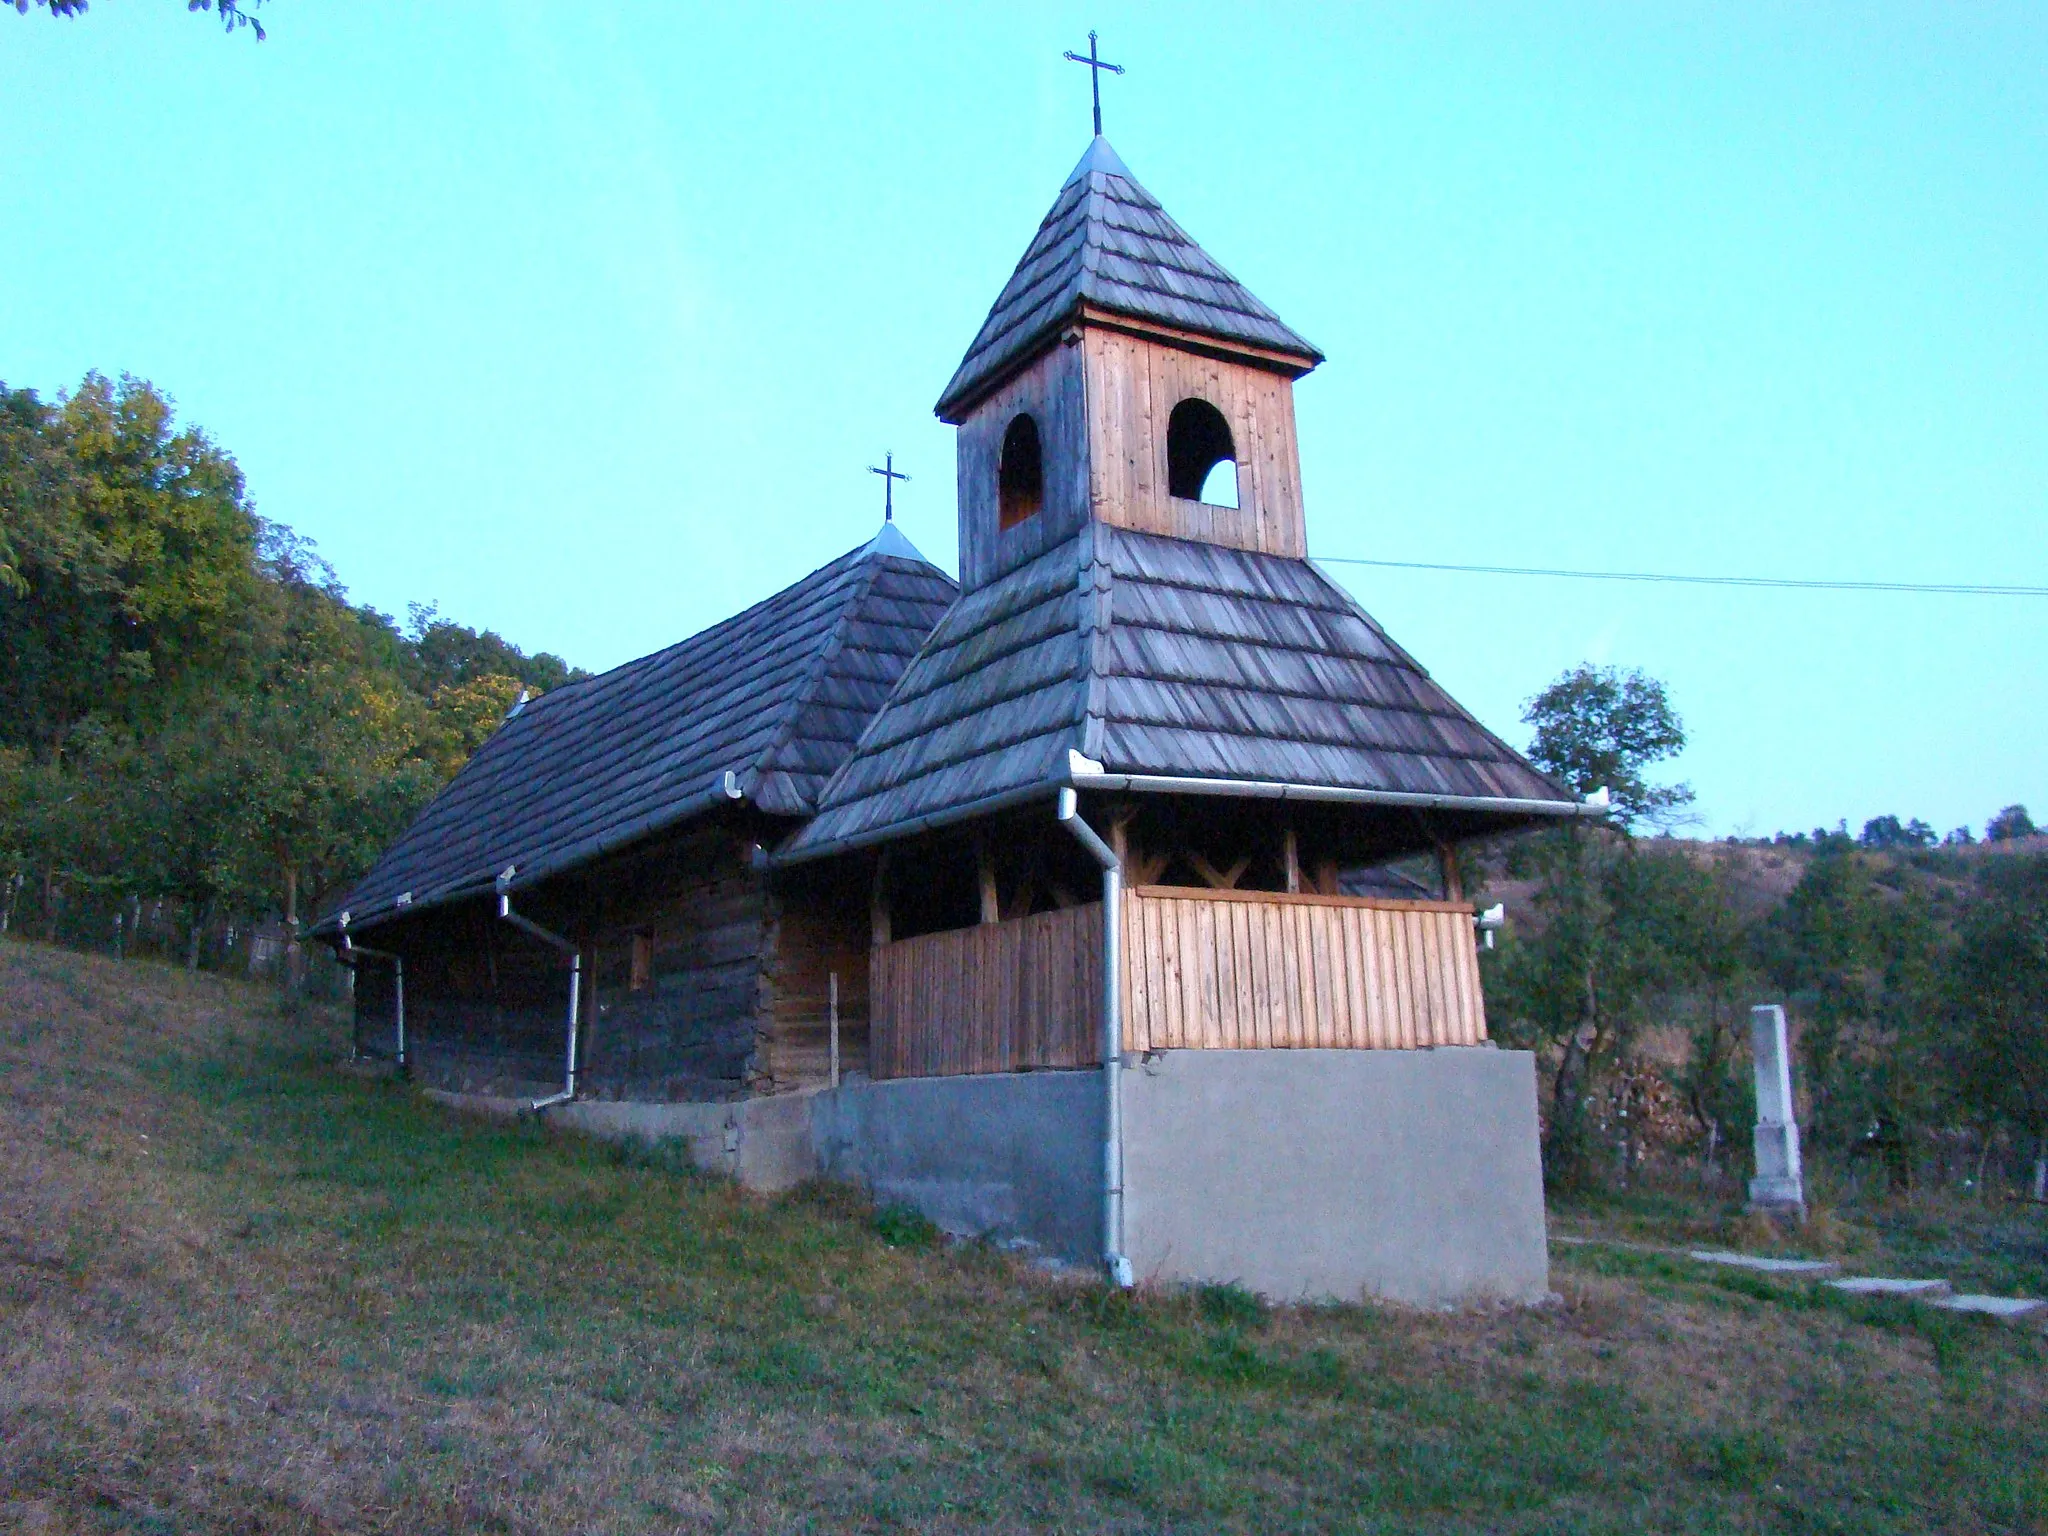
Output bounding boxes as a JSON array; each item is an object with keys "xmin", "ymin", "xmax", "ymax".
[{"xmin": 868, "ymin": 886, "xmax": 1490, "ymax": 1077}]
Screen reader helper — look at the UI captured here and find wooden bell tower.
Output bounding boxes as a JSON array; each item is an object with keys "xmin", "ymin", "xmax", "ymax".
[{"xmin": 934, "ymin": 137, "xmax": 1324, "ymax": 595}]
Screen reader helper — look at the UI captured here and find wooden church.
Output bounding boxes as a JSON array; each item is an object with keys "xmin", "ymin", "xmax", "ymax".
[{"xmin": 319, "ymin": 127, "xmax": 1592, "ymax": 1304}]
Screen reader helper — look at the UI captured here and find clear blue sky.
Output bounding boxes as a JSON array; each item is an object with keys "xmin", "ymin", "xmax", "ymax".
[{"xmin": 6, "ymin": 3, "xmax": 2043, "ymax": 839}]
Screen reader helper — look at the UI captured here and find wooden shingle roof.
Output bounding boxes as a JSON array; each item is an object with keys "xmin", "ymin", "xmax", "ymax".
[
  {"xmin": 782, "ymin": 526, "xmax": 1577, "ymax": 859},
  {"xmin": 319, "ymin": 526, "xmax": 957, "ymax": 932},
  {"xmin": 934, "ymin": 137, "xmax": 1324, "ymax": 422}
]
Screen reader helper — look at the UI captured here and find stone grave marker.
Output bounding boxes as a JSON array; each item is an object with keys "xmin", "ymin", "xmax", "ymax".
[{"xmin": 1748, "ymin": 1003, "xmax": 1805, "ymax": 1217}]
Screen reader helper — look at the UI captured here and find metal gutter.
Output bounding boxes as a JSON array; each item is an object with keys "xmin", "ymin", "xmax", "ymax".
[
  {"xmin": 1068, "ymin": 769, "xmax": 1604, "ymax": 818},
  {"xmin": 493, "ymin": 865, "xmax": 582, "ymax": 1113},
  {"xmin": 314, "ymin": 773, "xmax": 753, "ymax": 938},
  {"xmin": 1056, "ymin": 788, "xmax": 1132, "ymax": 1289},
  {"xmin": 334, "ymin": 910, "xmax": 405, "ymax": 1074},
  {"xmin": 775, "ymin": 764, "xmax": 1599, "ymax": 866}
]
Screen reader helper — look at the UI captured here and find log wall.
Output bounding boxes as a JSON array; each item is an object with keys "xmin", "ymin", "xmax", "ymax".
[{"xmin": 869, "ymin": 887, "xmax": 1485, "ymax": 1079}]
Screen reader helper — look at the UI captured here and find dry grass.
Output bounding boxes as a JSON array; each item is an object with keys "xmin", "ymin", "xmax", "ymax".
[{"xmin": 2, "ymin": 939, "xmax": 2044, "ymax": 1535}]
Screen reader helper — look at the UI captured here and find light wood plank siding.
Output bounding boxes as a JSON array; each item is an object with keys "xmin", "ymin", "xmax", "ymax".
[
  {"xmin": 1119, "ymin": 888, "xmax": 1487, "ymax": 1053},
  {"xmin": 870, "ymin": 888, "xmax": 1485, "ymax": 1078},
  {"xmin": 1082, "ymin": 329, "xmax": 1307, "ymax": 561}
]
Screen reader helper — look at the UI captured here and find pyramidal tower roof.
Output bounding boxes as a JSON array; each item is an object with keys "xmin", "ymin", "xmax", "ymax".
[
  {"xmin": 784, "ymin": 525, "xmax": 1579, "ymax": 862},
  {"xmin": 934, "ymin": 137, "xmax": 1324, "ymax": 422}
]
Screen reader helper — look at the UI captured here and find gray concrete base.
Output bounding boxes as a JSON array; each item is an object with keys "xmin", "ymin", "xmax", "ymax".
[
  {"xmin": 1122, "ymin": 1048, "xmax": 1551, "ymax": 1306},
  {"xmin": 422, "ymin": 1087, "xmax": 817, "ymax": 1192},
  {"xmin": 415, "ymin": 1047, "xmax": 1551, "ymax": 1308},
  {"xmin": 812, "ymin": 1070, "xmax": 1101, "ymax": 1264}
]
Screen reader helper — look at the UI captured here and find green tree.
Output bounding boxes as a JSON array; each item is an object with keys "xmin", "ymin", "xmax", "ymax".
[
  {"xmin": 1523, "ymin": 664, "xmax": 1693, "ymax": 832},
  {"xmin": 2, "ymin": 366, "xmax": 580, "ymax": 972},
  {"xmin": 1986, "ymin": 804, "xmax": 2036, "ymax": 843},
  {"xmin": 0, "ymin": 374, "xmax": 258, "ymax": 762},
  {"xmin": 1491, "ymin": 835, "xmax": 1728, "ymax": 1186},
  {"xmin": 1950, "ymin": 855, "xmax": 2048, "ymax": 1196},
  {"xmin": 1759, "ymin": 844, "xmax": 1952, "ymax": 1185},
  {"xmin": 1489, "ymin": 662, "xmax": 1709, "ymax": 1186}
]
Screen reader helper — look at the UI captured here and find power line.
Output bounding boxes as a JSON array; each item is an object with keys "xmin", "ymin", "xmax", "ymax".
[{"xmin": 1315, "ymin": 556, "xmax": 2048, "ymax": 598}]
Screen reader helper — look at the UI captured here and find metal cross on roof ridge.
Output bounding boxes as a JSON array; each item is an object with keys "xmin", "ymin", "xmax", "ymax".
[
  {"xmin": 1062, "ymin": 29, "xmax": 1125, "ymax": 139},
  {"xmin": 868, "ymin": 452, "xmax": 909, "ymax": 522}
]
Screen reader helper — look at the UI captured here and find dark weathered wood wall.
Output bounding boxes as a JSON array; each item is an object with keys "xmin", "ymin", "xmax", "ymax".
[
  {"xmin": 349, "ymin": 814, "xmax": 778, "ymax": 1101},
  {"xmin": 955, "ymin": 341, "xmax": 1092, "ymax": 593},
  {"xmin": 582, "ymin": 821, "xmax": 771, "ymax": 1099}
]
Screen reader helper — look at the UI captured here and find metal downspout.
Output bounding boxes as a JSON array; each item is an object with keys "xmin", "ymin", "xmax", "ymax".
[
  {"xmin": 336, "ymin": 910, "xmax": 406, "ymax": 1075},
  {"xmin": 1057, "ymin": 788, "xmax": 1132, "ymax": 1288},
  {"xmin": 494, "ymin": 867, "xmax": 581, "ymax": 1112}
]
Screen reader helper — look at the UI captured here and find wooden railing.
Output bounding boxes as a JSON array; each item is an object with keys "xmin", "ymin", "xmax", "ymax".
[
  {"xmin": 868, "ymin": 887, "xmax": 1486, "ymax": 1080},
  {"xmin": 869, "ymin": 904, "xmax": 1101, "ymax": 1079},
  {"xmin": 1122, "ymin": 887, "xmax": 1487, "ymax": 1052}
]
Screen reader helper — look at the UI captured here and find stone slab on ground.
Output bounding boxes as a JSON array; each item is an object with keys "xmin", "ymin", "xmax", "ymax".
[
  {"xmin": 1688, "ymin": 1249, "xmax": 1840, "ymax": 1276},
  {"xmin": 1828, "ymin": 1277, "xmax": 1952, "ymax": 1299},
  {"xmin": 1931, "ymin": 1293, "xmax": 2046, "ymax": 1320}
]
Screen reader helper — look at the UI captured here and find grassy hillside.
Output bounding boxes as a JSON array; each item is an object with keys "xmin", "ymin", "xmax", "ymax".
[{"xmin": 2, "ymin": 940, "xmax": 2044, "ymax": 1534}]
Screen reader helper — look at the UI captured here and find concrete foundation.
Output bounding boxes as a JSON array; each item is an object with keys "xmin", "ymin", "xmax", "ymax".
[
  {"xmin": 1121, "ymin": 1048, "xmax": 1550, "ymax": 1306},
  {"xmin": 422, "ymin": 1088, "xmax": 817, "ymax": 1192},
  {"xmin": 417, "ymin": 1046, "xmax": 1550, "ymax": 1307},
  {"xmin": 812, "ymin": 1069, "xmax": 1102, "ymax": 1264}
]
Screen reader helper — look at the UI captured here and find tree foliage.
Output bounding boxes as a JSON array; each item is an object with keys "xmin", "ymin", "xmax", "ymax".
[
  {"xmin": 1987, "ymin": 804, "xmax": 2037, "ymax": 843},
  {"xmin": 1522, "ymin": 663, "xmax": 1694, "ymax": 832},
  {"xmin": 1491, "ymin": 660, "xmax": 2037, "ymax": 1196},
  {"xmin": 13, "ymin": 0, "xmax": 266, "ymax": 39},
  {"xmin": 1951, "ymin": 856, "xmax": 2048, "ymax": 1158},
  {"xmin": 0, "ymin": 370, "xmax": 582, "ymax": 966}
]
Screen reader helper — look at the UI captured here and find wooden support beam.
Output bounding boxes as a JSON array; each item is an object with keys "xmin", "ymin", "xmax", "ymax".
[
  {"xmin": 1314, "ymin": 858, "xmax": 1340, "ymax": 897},
  {"xmin": 869, "ymin": 852, "xmax": 892, "ymax": 948},
  {"xmin": 1283, "ymin": 827, "xmax": 1301, "ymax": 894},
  {"xmin": 1187, "ymin": 850, "xmax": 1251, "ymax": 890},
  {"xmin": 1436, "ymin": 842, "xmax": 1465, "ymax": 903},
  {"xmin": 1126, "ymin": 847, "xmax": 1171, "ymax": 886},
  {"xmin": 977, "ymin": 839, "xmax": 1000, "ymax": 925}
]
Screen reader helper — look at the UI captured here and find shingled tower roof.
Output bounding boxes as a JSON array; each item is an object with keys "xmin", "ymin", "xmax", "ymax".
[
  {"xmin": 782, "ymin": 526, "xmax": 1580, "ymax": 861},
  {"xmin": 319, "ymin": 527, "xmax": 957, "ymax": 933},
  {"xmin": 933, "ymin": 138, "xmax": 1324, "ymax": 422}
]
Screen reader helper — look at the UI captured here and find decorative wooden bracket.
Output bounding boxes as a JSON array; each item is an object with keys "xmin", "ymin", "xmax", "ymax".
[{"xmin": 1187, "ymin": 850, "xmax": 1252, "ymax": 890}]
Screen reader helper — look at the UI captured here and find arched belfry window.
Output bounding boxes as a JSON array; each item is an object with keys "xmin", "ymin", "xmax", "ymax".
[
  {"xmin": 1167, "ymin": 398, "xmax": 1239, "ymax": 509},
  {"xmin": 998, "ymin": 413, "xmax": 1044, "ymax": 530}
]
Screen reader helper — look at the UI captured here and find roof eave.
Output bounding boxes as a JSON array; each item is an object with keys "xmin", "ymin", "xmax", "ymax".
[
  {"xmin": 775, "ymin": 765, "xmax": 1600, "ymax": 868},
  {"xmin": 934, "ymin": 304, "xmax": 1324, "ymax": 425},
  {"xmin": 312, "ymin": 780, "xmax": 748, "ymax": 939}
]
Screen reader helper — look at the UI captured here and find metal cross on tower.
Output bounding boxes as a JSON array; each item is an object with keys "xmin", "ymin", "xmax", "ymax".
[
  {"xmin": 868, "ymin": 452, "xmax": 909, "ymax": 523},
  {"xmin": 1062, "ymin": 30, "xmax": 1125, "ymax": 138}
]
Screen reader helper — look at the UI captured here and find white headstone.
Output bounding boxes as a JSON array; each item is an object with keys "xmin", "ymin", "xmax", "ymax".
[{"xmin": 1748, "ymin": 1003, "xmax": 1805, "ymax": 1214}]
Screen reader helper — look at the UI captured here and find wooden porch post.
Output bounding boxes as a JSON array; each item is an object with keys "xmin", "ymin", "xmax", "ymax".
[
  {"xmin": 1436, "ymin": 842, "xmax": 1465, "ymax": 903},
  {"xmin": 976, "ymin": 839, "xmax": 1000, "ymax": 924},
  {"xmin": 870, "ymin": 852, "xmax": 892, "ymax": 947}
]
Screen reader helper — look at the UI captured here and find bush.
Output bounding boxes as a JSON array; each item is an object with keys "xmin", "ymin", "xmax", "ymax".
[{"xmin": 872, "ymin": 1203, "xmax": 940, "ymax": 1249}]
